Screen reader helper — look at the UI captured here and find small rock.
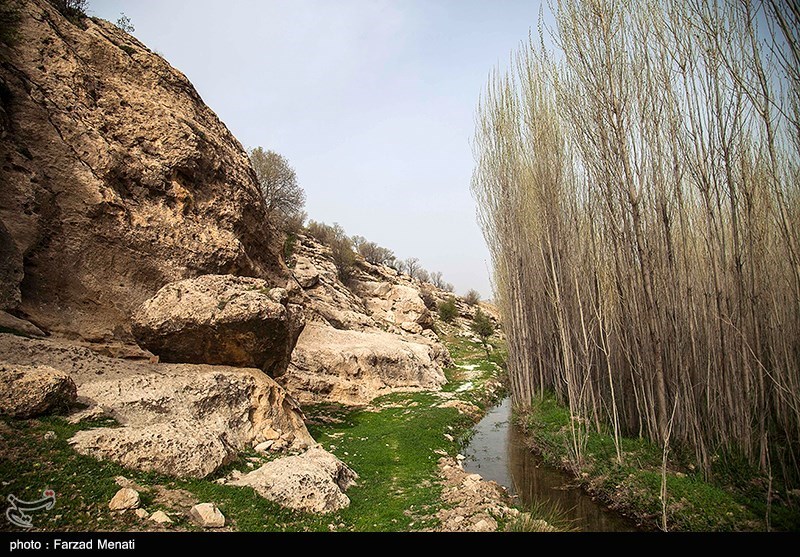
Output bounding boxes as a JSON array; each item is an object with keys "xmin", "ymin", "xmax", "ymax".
[
  {"xmin": 114, "ymin": 476, "xmax": 132, "ymax": 488},
  {"xmin": 149, "ymin": 510, "xmax": 172, "ymax": 524},
  {"xmin": 134, "ymin": 508, "xmax": 149, "ymax": 519},
  {"xmin": 473, "ymin": 519, "xmax": 493, "ymax": 532},
  {"xmin": 189, "ymin": 503, "xmax": 225, "ymax": 528},
  {"xmin": 108, "ymin": 488, "xmax": 140, "ymax": 511},
  {"xmin": 43, "ymin": 431, "xmax": 56, "ymax": 441},
  {"xmin": 443, "ymin": 433, "xmax": 454, "ymax": 442},
  {"xmin": 456, "ymin": 454, "xmax": 466, "ymax": 461},
  {"xmin": 148, "ymin": 355, "xmax": 159, "ymax": 364},
  {"xmin": 254, "ymin": 440, "xmax": 274, "ymax": 453}
]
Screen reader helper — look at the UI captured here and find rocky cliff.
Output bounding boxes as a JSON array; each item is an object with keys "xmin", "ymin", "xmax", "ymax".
[{"xmin": 0, "ymin": 0, "xmax": 284, "ymax": 341}]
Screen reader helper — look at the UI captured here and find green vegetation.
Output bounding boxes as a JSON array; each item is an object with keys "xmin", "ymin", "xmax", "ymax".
[
  {"xmin": 470, "ymin": 308, "xmax": 494, "ymax": 357},
  {"xmin": 437, "ymin": 297, "xmax": 457, "ymax": 323},
  {"xmin": 248, "ymin": 147, "xmax": 306, "ymax": 233},
  {"xmin": 519, "ymin": 394, "xmax": 800, "ymax": 531},
  {"xmin": 48, "ymin": 0, "xmax": 87, "ymax": 22}
]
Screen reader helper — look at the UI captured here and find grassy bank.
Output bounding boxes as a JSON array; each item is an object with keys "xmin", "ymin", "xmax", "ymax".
[
  {"xmin": 518, "ymin": 394, "xmax": 800, "ymax": 531},
  {"xmin": 0, "ymin": 333, "xmax": 506, "ymax": 532}
]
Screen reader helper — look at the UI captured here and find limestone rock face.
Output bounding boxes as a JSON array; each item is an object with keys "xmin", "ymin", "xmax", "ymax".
[
  {"xmin": 228, "ymin": 447, "xmax": 358, "ymax": 514},
  {"xmin": 278, "ymin": 234, "xmax": 458, "ymax": 404},
  {"xmin": 0, "ymin": 0, "xmax": 285, "ymax": 341},
  {"xmin": 0, "ymin": 363, "xmax": 77, "ymax": 418},
  {"xmin": 357, "ymin": 282, "xmax": 435, "ymax": 331},
  {"xmin": 0, "ymin": 334, "xmax": 313, "ymax": 478},
  {"xmin": 284, "ymin": 324, "xmax": 447, "ymax": 405},
  {"xmin": 131, "ymin": 275, "xmax": 304, "ymax": 376}
]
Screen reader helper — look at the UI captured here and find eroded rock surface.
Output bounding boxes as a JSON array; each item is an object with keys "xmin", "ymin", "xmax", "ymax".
[
  {"xmin": 228, "ymin": 447, "xmax": 358, "ymax": 513},
  {"xmin": 0, "ymin": 334, "xmax": 312, "ymax": 478},
  {"xmin": 282, "ymin": 236, "xmax": 454, "ymax": 404},
  {"xmin": 0, "ymin": 0, "xmax": 285, "ymax": 341},
  {"xmin": 131, "ymin": 275, "xmax": 304, "ymax": 376},
  {"xmin": 284, "ymin": 324, "xmax": 447, "ymax": 405},
  {"xmin": 0, "ymin": 363, "xmax": 77, "ymax": 418}
]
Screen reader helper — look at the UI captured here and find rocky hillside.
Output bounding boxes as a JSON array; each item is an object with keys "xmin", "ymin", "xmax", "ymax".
[
  {"xmin": 281, "ymin": 233, "xmax": 498, "ymax": 405},
  {"xmin": 0, "ymin": 0, "xmax": 285, "ymax": 341}
]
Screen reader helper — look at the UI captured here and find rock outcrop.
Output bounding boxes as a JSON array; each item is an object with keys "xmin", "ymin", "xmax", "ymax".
[
  {"xmin": 0, "ymin": 0, "xmax": 285, "ymax": 341},
  {"xmin": 131, "ymin": 275, "xmax": 304, "ymax": 376},
  {"xmin": 281, "ymin": 235, "xmax": 454, "ymax": 404},
  {"xmin": 0, "ymin": 363, "xmax": 77, "ymax": 418},
  {"xmin": 0, "ymin": 334, "xmax": 313, "ymax": 478},
  {"xmin": 285, "ymin": 324, "xmax": 447, "ymax": 405},
  {"xmin": 228, "ymin": 447, "xmax": 358, "ymax": 514}
]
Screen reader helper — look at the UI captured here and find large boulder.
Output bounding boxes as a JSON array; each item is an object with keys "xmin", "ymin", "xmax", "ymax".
[
  {"xmin": 0, "ymin": 0, "xmax": 286, "ymax": 341},
  {"xmin": 228, "ymin": 447, "xmax": 357, "ymax": 514},
  {"xmin": 131, "ymin": 275, "xmax": 304, "ymax": 377},
  {"xmin": 0, "ymin": 334, "xmax": 313, "ymax": 478},
  {"xmin": 0, "ymin": 363, "xmax": 77, "ymax": 418},
  {"xmin": 282, "ymin": 324, "xmax": 448, "ymax": 405}
]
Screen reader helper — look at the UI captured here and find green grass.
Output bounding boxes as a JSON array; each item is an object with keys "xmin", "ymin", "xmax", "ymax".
[
  {"xmin": 518, "ymin": 393, "xmax": 800, "ymax": 531},
  {"xmin": 0, "ymin": 328, "xmax": 507, "ymax": 532}
]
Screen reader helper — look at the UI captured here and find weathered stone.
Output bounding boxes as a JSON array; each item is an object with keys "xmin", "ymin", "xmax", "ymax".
[
  {"xmin": 108, "ymin": 488, "xmax": 140, "ymax": 511},
  {"xmin": 228, "ymin": 447, "xmax": 358, "ymax": 514},
  {"xmin": 0, "ymin": 0, "xmax": 287, "ymax": 341},
  {"xmin": 43, "ymin": 431, "xmax": 56, "ymax": 441},
  {"xmin": 283, "ymin": 324, "xmax": 447, "ymax": 405},
  {"xmin": 149, "ymin": 510, "xmax": 173, "ymax": 524},
  {"xmin": 293, "ymin": 257, "xmax": 320, "ymax": 289},
  {"xmin": 134, "ymin": 508, "xmax": 149, "ymax": 520},
  {"xmin": 131, "ymin": 275, "xmax": 304, "ymax": 377},
  {"xmin": 0, "ymin": 364, "xmax": 77, "ymax": 418},
  {"xmin": 189, "ymin": 503, "xmax": 225, "ymax": 528}
]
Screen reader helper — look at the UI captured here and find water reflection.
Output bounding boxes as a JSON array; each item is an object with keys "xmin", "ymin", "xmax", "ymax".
[{"xmin": 463, "ymin": 397, "xmax": 637, "ymax": 532}]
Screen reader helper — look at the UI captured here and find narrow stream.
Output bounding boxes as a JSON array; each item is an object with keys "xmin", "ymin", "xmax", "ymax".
[{"xmin": 463, "ymin": 397, "xmax": 638, "ymax": 532}]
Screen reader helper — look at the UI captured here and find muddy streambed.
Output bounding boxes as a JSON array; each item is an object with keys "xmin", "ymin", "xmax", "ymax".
[{"xmin": 462, "ymin": 397, "xmax": 639, "ymax": 532}]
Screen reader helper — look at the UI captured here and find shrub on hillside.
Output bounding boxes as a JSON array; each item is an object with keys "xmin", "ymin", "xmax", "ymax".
[
  {"xmin": 438, "ymin": 297, "xmax": 458, "ymax": 323},
  {"xmin": 463, "ymin": 289, "xmax": 481, "ymax": 306}
]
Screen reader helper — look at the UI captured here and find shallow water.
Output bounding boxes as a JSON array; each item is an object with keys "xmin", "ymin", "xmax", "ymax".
[{"xmin": 463, "ymin": 397, "xmax": 638, "ymax": 532}]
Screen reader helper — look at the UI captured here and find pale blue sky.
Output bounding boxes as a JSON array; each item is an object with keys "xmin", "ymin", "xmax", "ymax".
[{"xmin": 90, "ymin": 1, "xmax": 550, "ymax": 298}]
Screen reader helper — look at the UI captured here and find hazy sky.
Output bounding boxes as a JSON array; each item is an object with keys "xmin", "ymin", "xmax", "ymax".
[{"xmin": 90, "ymin": 1, "xmax": 550, "ymax": 299}]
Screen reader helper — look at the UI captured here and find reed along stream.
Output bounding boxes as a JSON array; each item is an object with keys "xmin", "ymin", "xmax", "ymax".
[{"xmin": 462, "ymin": 397, "xmax": 639, "ymax": 532}]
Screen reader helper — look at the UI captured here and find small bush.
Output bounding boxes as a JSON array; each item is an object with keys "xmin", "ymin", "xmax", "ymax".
[
  {"xmin": 470, "ymin": 308, "xmax": 495, "ymax": 355},
  {"xmin": 463, "ymin": 289, "xmax": 481, "ymax": 306},
  {"xmin": 48, "ymin": 0, "xmax": 88, "ymax": 21},
  {"xmin": 438, "ymin": 297, "xmax": 458, "ymax": 323},
  {"xmin": 283, "ymin": 232, "xmax": 298, "ymax": 265}
]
